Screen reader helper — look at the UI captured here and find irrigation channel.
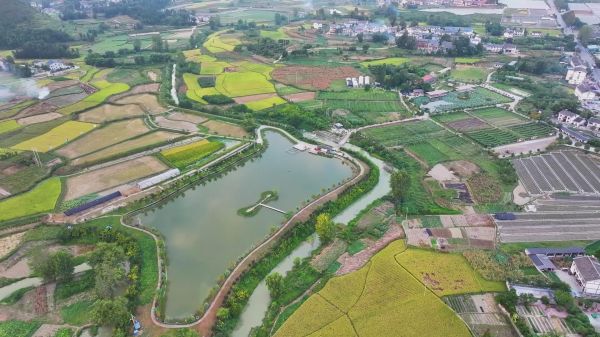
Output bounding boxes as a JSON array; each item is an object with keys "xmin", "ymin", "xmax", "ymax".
[
  {"xmin": 140, "ymin": 131, "xmax": 354, "ymax": 320},
  {"xmin": 231, "ymin": 145, "xmax": 392, "ymax": 336}
]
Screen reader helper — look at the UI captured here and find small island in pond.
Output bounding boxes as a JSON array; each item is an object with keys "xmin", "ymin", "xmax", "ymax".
[{"xmin": 237, "ymin": 191, "xmax": 279, "ymax": 217}]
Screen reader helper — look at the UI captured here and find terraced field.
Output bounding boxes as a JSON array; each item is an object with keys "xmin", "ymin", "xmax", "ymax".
[
  {"xmin": 0, "ymin": 177, "xmax": 61, "ymax": 222},
  {"xmin": 11, "ymin": 121, "xmax": 96, "ymax": 152},
  {"xmin": 275, "ymin": 241, "xmax": 471, "ymax": 337}
]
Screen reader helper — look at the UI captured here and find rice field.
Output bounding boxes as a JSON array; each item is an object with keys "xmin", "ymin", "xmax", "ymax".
[
  {"xmin": 59, "ymin": 82, "xmax": 130, "ymax": 114},
  {"xmin": 203, "ymin": 32, "xmax": 241, "ymax": 53},
  {"xmin": 0, "ymin": 177, "xmax": 62, "ymax": 223},
  {"xmin": 183, "ymin": 73, "xmax": 219, "ymax": 103},
  {"xmin": 274, "ymin": 240, "xmax": 471, "ymax": 337},
  {"xmin": 200, "ymin": 61, "xmax": 231, "ymax": 75},
  {"xmin": 0, "ymin": 120, "xmax": 20, "ymax": 134},
  {"xmin": 216, "ymin": 71, "xmax": 276, "ymax": 97},
  {"xmin": 55, "ymin": 118, "xmax": 150, "ymax": 159},
  {"xmin": 11, "ymin": 121, "xmax": 96, "ymax": 152},
  {"xmin": 161, "ymin": 139, "xmax": 225, "ymax": 168},
  {"xmin": 260, "ymin": 28, "xmax": 289, "ymax": 40},
  {"xmin": 114, "ymin": 94, "xmax": 165, "ymax": 114},
  {"xmin": 244, "ymin": 96, "xmax": 287, "ymax": 111},
  {"xmin": 395, "ymin": 248, "xmax": 505, "ymax": 296},
  {"xmin": 361, "ymin": 57, "xmax": 411, "ymax": 67}
]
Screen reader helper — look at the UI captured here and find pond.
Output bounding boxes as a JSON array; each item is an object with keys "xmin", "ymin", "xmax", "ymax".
[{"xmin": 140, "ymin": 131, "xmax": 354, "ymax": 319}]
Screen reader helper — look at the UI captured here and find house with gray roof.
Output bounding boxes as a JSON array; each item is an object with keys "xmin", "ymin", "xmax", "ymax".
[{"xmin": 571, "ymin": 256, "xmax": 600, "ymax": 295}]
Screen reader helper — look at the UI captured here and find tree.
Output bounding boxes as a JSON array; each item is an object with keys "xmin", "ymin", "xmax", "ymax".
[
  {"xmin": 133, "ymin": 39, "xmax": 141, "ymax": 52},
  {"xmin": 216, "ymin": 307, "xmax": 230, "ymax": 320},
  {"xmin": 265, "ymin": 272, "xmax": 284, "ymax": 299},
  {"xmin": 362, "ymin": 44, "xmax": 370, "ymax": 53},
  {"xmin": 579, "ymin": 25, "xmax": 594, "ymax": 45},
  {"xmin": 315, "ymin": 213, "xmax": 336, "ymax": 242},
  {"xmin": 151, "ymin": 35, "xmax": 163, "ymax": 52},
  {"xmin": 30, "ymin": 249, "xmax": 75, "ymax": 282},
  {"xmin": 519, "ymin": 293, "xmax": 535, "ymax": 307},
  {"xmin": 90, "ymin": 243, "xmax": 127, "ymax": 299},
  {"xmin": 496, "ymin": 290, "xmax": 518, "ymax": 314},
  {"xmin": 554, "ymin": 290, "xmax": 575, "ymax": 309},
  {"xmin": 357, "ymin": 32, "xmax": 364, "ymax": 43},
  {"xmin": 91, "ymin": 297, "xmax": 129, "ymax": 328},
  {"xmin": 390, "ymin": 170, "xmax": 411, "ymax": 207}
]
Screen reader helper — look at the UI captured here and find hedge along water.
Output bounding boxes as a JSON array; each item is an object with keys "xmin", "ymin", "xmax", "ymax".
[{"xmin": 139, "ymin": 131, "xmax": 353, "ymax": 320}]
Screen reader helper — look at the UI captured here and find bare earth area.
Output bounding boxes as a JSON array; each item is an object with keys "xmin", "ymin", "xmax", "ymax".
[
  {"xmin": 64, "ymin": 156, "xmax": 167, "ymax": 200},
  {"xmin": 17, "ymin": 113, "xmax": 63, "ymax": 126},
  {"xmin": 233, "ymin": 93, "xmax": 277, "ymax": 104},
  {"xmin": 167, "ymin": 112, "xmax": 207, "ymax": 124},
  {"xmin": 114, "ymin": 94, "xmax": 165, "ymax": 114},
  {"xmin": 443, "ymin": 160, "xmax": 480, "ymax": 178},
  {"xmin": 283, "ymin": 92, "xmax": 316, "ymax": 102},
  {"xmin": 428, "ymin": 164, "xmax": 459, "ymax": 182},
  {"xmin": 78, "ymin": 103, "xmax": 146, "ymax": 123},
  {"xmin": 109, "ymin": 83, "xmax": 160, "ymax": 101},
  {"xmin": 0, "ymin": 232, "xmax": 25, "ymax": 259},
  {"xmin": 272, "ymin": 66, "xmax": 362, "ymax": 90},
  {"xmin": 493, "ymin": 136, "xmax": 557, "ymax": 157},
  {"xmin": 336, "ymin": 224, "xmax": 404, "ymax": 275},
  {"xmin": 202, "ymin": 119, "xmax": 248, "ymax": 138},
  {"xmin": 155, "ymin": 116, "xmax": 197, "ymax": 133}
]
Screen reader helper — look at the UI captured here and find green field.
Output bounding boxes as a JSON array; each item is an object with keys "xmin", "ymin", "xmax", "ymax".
[
  {"xmin": 454, "ymin": 57, "xmax": 482, "ymax": 64},
  {"xmin": 0, "ymin": 120, "xmax": 20, "ymax": 134},
  {"xmin": 449, "ymin": 67, "xmax": 489, "ymax": 83},
  {"xmin": 407, "ymin": 142, "xmax": 450, "ymax": 166},
  {"xmin": 510, "ymin": 122, "xmax": 556, "ymax": 140},
  {"xmin": 361, "ymin": 57, "xmax": 410, "ymax": 67},
  {"xmin": 363, "ymin": 120, "xmax": 446, "ymax": 147},
  {"xmin": 317, "ymin": 90, "xmax": 398, "ymax": 101},
  {"xmin": 203, "ymin": 31, "xmax": 241, "ymax": 53},
  {"xmin": 470, "ymin": 107, "xmax": 527, "ymax": 127},
  {"xmin": 260, "ymin": 28, "xmax": 288, "ymax": 40},
  {"xmin": 59, "ymin": 82, "xmax": 130, "ymax": 114},
  {"xmin": 323, "ymin": 100, "xmax": 405, "ymax": 113},
  {"xmin": 183, "ymin": 73, "xmax": 219, "ymax": 103},
  {"xmin": 161, "ymin": 139, "xmax": 224, "ymax": 168},
  {"xmin": 200, "ymin": 61, "xmax": 230, "ymax": 75},
  {"xmin": 274, "ymin": 241, "xmax": 471, "ymax": 337},
  {"xmin": 417, "ymin": 87, "xmax": 512, "ymax": 113},
  {"xmin": 0, "ymin": 177, "xmax": 62, "ymax": 222},
  {"xmin": 466, "ymin": 129, "xmax": 519, "ymax": 148},
  {"xmin": 106, "ymin": 68, "xmax": 150, "ymax": 86},
  {"xmin": 0, "ymin": 320, "xmax": 41, "ymax": 337},
  {"xmin": 219, "ymin": 9, "xmax": 284, "ymax": 24},
  {"xmin": 245, "ymin": 96, "xmax": 287, "ymax": 111},
  {"xmin": 11, "ymin": 121, "xmax": 96, "ymax": 152},
  {"xmin": 216, "ymin": 71, "xmax": 276, "ymax": 97}
]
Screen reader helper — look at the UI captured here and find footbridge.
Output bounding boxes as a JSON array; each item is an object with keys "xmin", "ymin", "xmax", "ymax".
[{"xmin": 258, "ymin": 203, "xmax": 286, "ymax": 214}]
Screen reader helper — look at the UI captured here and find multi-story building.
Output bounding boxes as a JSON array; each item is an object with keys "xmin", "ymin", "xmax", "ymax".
[{"xmin": 571, "ymin": 256, "xmax": 600, "ymax": 296}]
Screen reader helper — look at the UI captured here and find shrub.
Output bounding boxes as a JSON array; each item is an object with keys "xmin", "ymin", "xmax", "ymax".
[
  {"xmin": 198, "ymin": 76, "xmax": 216, "ymax": 88},
  {"xmin": 202, "ymin": 94, "xmax": 234, "ymax": 105}
]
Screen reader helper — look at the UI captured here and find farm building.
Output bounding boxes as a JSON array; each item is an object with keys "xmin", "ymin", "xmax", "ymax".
[
  {"xmin": 137, "ymin": 168, "xmax": 180, "ymax": 190},
  {"xmin": 528, "ymin": 254, "xmax": 556, "ymax": 272},
  {"xmin": 571, "ymin": 256, "xmax": 600, "ymax": 295},
  {"xmin": 426, "ymin": 89, "xmax": 448, "ymax": 99},
  {"xmin": 561, "ymin": 126, "xmax": 591, "ymax": 143},
  {"xmin": 508, "ymin": 284, "xmax": 554, "ymax": 299},
  {"xmin": 575, "ymin": 83, "xmax": 598, "ymax": 101},
  {"xmin": 557, "ymin": 109, "xmax": 586, "ymax": 126},
  {"xmin": 525, "ymin": 247, "xmax": 585, "ymax": 258}
]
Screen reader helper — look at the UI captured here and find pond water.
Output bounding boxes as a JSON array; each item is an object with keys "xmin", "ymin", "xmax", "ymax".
[
  {"xmin": 232, "ymin": 235, "xmax": 320, "ymax": 337},
  {"xmin": 140, "ymin": 132, "xmax": 353, "ymax": 319}
]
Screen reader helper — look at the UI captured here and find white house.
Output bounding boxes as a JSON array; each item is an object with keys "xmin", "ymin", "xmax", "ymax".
[
  {"xmin": 589, "ymin": 116, "xmax": 600, "ymax": 129},
  {"xmin": 503, "ymin": 44, "xmax": 519, "ymax": 55},
  {"xmin": 566, "ymin": 65, "xmax": 588, "ymax": 85},
  {"xmin": 558, "ymin": 109, "xmax": 583, "ymax": 124},
  {"xmin": 575, "ymin": 84, "xmax": 597, "ymax": 101},
  {"xmin": 47, "ymin": 60, "xmax": 69, "ymax": 72},
  {"xmin": 571, "ymin": 256, "xmax": 600, "ymax": 296}
]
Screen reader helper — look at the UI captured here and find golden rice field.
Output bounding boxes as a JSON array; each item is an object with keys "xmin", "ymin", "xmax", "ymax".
[
  {"xmin": 203, "ymin": 32, "xmax": 241, "ymax": 53},
  {"xmin": 395, "ymin": 248, "xmax": 506, "ymax": 297},
  {"xmin": 11, "ymin": 121, "xmax": 96, "ymax": 152},
  {"xmin": 161, "ymin": 139, "xmax": 224, "ymax": 168},
  {"xmin": 274, "ymin": 241, "xmax": 471, "ymax": 337},
  {"xmin": 244, "ymin": 96, "xmax": 287, "ymax": 111},
  {"xmin": 0, "ymin": 120, "xmax": 20, "ymax": 134},
  {"xmin": 0, "ymin": 177, "xmax": 62, "ymax": 223}
]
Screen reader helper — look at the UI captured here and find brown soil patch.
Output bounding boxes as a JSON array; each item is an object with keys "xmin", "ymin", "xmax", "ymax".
[
  {"xmin": 202, "ymin": 119, "xmax": 248, "ymax": 138},
  {"xmin": 46, "ymin": 80, "xmax": 79, "ymax": 91},
  {"xmin": 336, "ymin": 224, "xmax": 404, "ymax": 275},
  {"xmin": 0, "ymin": 258, "xmax": 31, "ymax": 278},
  {"xmin": 167, "ymin": 112, "xmax": 206, "ymax": 124},
  {"xmin": 109, "ymin": 83, "xmax": 160, "ymax": 101},
  {"xmin": 446, "ymin": 118, "xmax": 489, "ymax": 131},
  {"xmin": 78, "ymin": 103, "xmax": 146, "ymax": 123},
  {"xmin": 71, "ymin": 131, "xmax": 179, "ymax": 166},
  {"xmin": 45, "ymin": 93, "xmax": 88, "ymax": 108},
  {"xmin": 56, "ymin": 118, "xmax": 150, "ymax": 159},
  {"xmin": 16, "ymin": 101, "xmax": 58, "ymax": 118},
  {"xmin": 283, "ymin": 92, "xmax": 316, "ymax": 102},
  {"xmin": 0, "ymin": 232, "xmax": 25, "ymax": 259},
  {"xmin": 155, "ymin": 116, "xmax": 197, "ymax": 133},
  {"xmin": 443, "ymin": 160, "xmax": 480, "ymax": 178},
  {"xmin": 17, "ymin": 113, "xmax": 63, "ymax": 126},
  {"xmin": 233, "ymin": 93, "xmax": 277, "ymax": 104},
  {"xmin": 64, "ymin": 156, "xmax": 167, "ymax": 200},
  {"xmin": 114, "ymin": 94, "xmax": 164, "ymax": 114},
  {"xmin": 147, "ymin": 71, "xmax": 158, "ymax": 82},
  {"xmin": 430, "ymin": 228, "xmax": 453, "ymax": 238},
  {"xmin": 272, "ymin": 66, "xmax": 361, "ymax": 90}
]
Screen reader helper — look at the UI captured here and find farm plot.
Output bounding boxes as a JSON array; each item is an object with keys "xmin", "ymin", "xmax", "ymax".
[
  {"xmin": 467, "ymin": 129, "xmax": 519, "ymax": 148},
  {"xmin": 17, "ymin": 112, "xmax": 63, "ymax": 126},
  {"xmin": 11, "ymin": 121, "xmax": 96, "ymax": 152},
  {"xmin": 0, "ymin": 120, "xmax": 20, "ymax": 134},
  {"xmin": 272, "ymin": 66, "xmax": 362, "ymax": 90},
  {"xmin": 274, "ymin": 240, "xmax": 472, "ymax": 337},
  {"xmin": 166, "ymin": 112, "xmax": 207, "ymax": 124},
  {"xmin": 418, "ymin": 87, "xmax": 512, "ymax": 113},
  {"xmin": 0, "ymin": 177, "xmax": 61, "ymax": 222},
  {"xmin": 244, "ymin": 96, "xmax": 287, "ymax": 111},
  {"xmin": 407, "ymin": 142, "xmax": 450, "ymax": 166},
  {"xmin": 445, "ymin": 118, "xmax": 490, "ymax": 132},
  {"xmin": 55, "ymin": 118, "xmax": 150, "ymax": 159},
  {"xmin": 317, "ymin": 90, "xmax": 399, "ymax": 101},
  {"xmin": 516, "ymin": 305, "xmax": 574, "ymax": 336},
  {"xmin": 362, "ymin": 120, "xmax": 447, "ymax": 147},
  {"xmin": 71, "ymin": 131, "xmax": 180, "ymax": 166},
  {"xmin": 396, "ymin": 248, "xmax": 505, "ymax": 296},
  {"xmin": 113, "ymin": 94, "xmax": 164, "ymax": 114},
  {"xmin": 59, "ymin": 82, "xmax": 130, "ymax": 114},
  {"xmin": 202, "ymin": 120, "xmax": 248, "ymax": 138},
  {"xmin": 470, "ymin": 107, "xmax": 527, "ymax": 127},
  {"xmin": 361, "ymin": 57, "xmax": 410, "ymax": 66},
  {"xmin": 77, "ymin": 103, "xmax": 146, "ymax": 123},
  {"xmin": 161, "ymin": 139, "xmax": 224, "ymax": 168},
  {"xmin": 510, "ymin": 123, "xmax": 556, "ymax": 140},
  {"xmin": 200, "ymin": 61, "xmax": 231, "ymax": 75},
  {"xmin": 450, "ymin": 66, "xmax": 490, "ymax": 83},
  {"xmin": 106, "ymin": 68, "xmax": 149, "ymax": 87},
  {"xmin": 203, "ymin": 31, "xmax": 241, "ymax": 53},
  {"xmin": 183, "ymin": 73, "xmax": 218, "ymax": 103},
  {"xmin": 64, "ymin": 156, "xmax": 167, "ymax": 200},
  {"xmin": 233, "ymin": 61, "xmax": 274, "ymax": 80},
  {"xmin": 216, "ymin": 71, "xmax": 276, "ymax": 97}
]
